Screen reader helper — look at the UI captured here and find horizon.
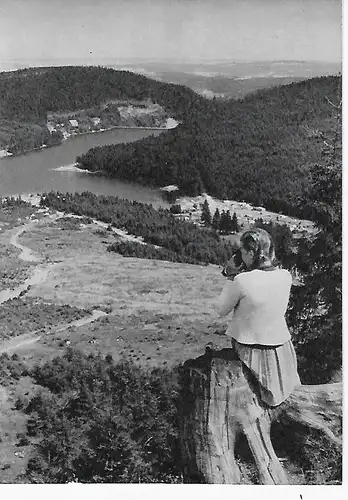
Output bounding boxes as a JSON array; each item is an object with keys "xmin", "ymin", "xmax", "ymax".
[
  {"xmin": 1, "ymin": 57, "xmax": 341, "ymax": 64},
  {"xmin": 0, "ymin": 58, "xmax": 341, "ymax": 77}
]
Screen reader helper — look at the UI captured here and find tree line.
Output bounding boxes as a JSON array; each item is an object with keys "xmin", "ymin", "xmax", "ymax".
[
  {"xmin": 39, "ymin": 191, "xmax": 302, "ymax": 269},
  {"xmin": 40, "ymin": 191, "xmax": 234, "ymax": 265},
  {"xmin": 200, "ymin": 200, "xmax": 240, "ymax": 233}
]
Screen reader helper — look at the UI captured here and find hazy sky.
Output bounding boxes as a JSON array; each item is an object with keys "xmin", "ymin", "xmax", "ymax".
[{"xmin": 0, "ymin": 0, "xmax": 341, "ymax": 65}]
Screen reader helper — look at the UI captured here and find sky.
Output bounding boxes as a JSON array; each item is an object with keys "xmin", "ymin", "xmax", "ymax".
[{"xmin": 0, "ymin": 0, "xmax": 342, "ymax": 67}]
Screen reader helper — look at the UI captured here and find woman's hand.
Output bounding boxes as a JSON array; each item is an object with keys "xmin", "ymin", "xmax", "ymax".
[{"xmin": 221, "ymin": 256, "xmax": 245, "ymax": 279}]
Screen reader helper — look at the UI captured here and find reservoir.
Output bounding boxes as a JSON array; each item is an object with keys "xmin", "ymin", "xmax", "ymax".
[{"xmin": 0, "ymin": 128, "xmax": 167, "ymax": 208}]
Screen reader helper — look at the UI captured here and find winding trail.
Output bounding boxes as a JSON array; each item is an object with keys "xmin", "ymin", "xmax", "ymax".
[
  {"xmin": 0, "ymin": 309, "xmax": 107, "ymax": 354},
  {"xmin": 0, "ymin": 215, "xmax": 107, "ymax": 353},
  {"xmin": 0, "ymin": 218, "xmax": 58, "ymax": 306},
  {"xmin": 9, "ymin": 223, "xmax": 41, "ymax": 262}
]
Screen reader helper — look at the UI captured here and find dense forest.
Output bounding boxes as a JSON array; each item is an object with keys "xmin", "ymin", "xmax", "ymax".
[{"xmin": 77, "ymin": 74, "xmax": 341, "ymax": 218}]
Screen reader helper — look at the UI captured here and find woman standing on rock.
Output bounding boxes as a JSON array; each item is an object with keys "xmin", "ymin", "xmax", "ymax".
[{"xmin": 217, "ymin": 227, "xmax": 300, "ymax": 407}]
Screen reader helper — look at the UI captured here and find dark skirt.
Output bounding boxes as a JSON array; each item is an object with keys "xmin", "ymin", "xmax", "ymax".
[{"xmin": 231, "ymin": 338, "xmax": 301, "ymax": 407}]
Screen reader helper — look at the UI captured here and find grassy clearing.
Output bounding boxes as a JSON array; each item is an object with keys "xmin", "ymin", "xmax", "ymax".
[
  {"xmin": 39, "ymin": 312, "xmax": 230, "ymax": 369},
  {"xmin": 0, "ymin": 296, "xmax": 90, "ymax": 341},
  {"xmin": 18, "ymin": 218, "xmax": 225, "ymax": 316}
]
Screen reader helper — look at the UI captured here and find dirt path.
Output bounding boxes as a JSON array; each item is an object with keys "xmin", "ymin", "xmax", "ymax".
[
  {"xmin": 0, "ymin": 214, "xmax": 108, "ymax": 352},
  {"xmin": 0, "ymin": 219, "xmax": 58, "ymax": 306},
  {"xmin": 0, "ymin": 309, "xmax": 107, "ymax": 354},
  {"xmin": 9, "ymin": 223, "xmax": 41, "ymax": 262}
]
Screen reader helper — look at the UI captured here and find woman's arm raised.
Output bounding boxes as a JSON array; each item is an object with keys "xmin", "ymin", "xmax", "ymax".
[{"xmin": 216, "ymin": 278, "xmax": 243, "ymax": 317}]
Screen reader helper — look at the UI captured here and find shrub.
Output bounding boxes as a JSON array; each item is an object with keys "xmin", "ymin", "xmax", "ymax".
[{"xmin": 23, "ymin": 349, "xmax": 181, "ymax": 483}]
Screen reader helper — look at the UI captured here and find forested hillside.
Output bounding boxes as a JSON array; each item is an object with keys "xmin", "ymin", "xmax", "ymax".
[
  {"xmin": 77, "ymin": 75, "xmax": 341, "ymax": 218},
  {"xmin": 0, "ymin": 66, "xmax": 212, "ymax": 153},
  {"xmin": 0, "ymin": 66, "xmax": 341, "ymax": 218},
  {"xmin": 0, "ymin": 66, "xmax": 212, "ymax": 123}
]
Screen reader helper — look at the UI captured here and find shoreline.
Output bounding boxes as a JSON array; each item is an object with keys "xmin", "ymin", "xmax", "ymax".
[
  {"xmin": 63, "ymin": 124, "xmax": 173, "ymax": 141},
  {"xmin": 0, "ymin": 123, "xmax": 176, "ymax": 159}
]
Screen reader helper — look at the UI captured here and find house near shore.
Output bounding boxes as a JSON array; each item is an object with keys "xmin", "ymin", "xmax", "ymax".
[{"xmin": 69, "ymin": 119, "xmax": 79, "ymax": 128}]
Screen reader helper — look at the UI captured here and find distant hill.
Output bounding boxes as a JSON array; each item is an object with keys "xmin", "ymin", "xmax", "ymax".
[
  {"xmin": 0, "ymin": 65, "xmax": 212, "ymax": 153},
  {"xmin": 109, "ymin": 59, "xmax": 341, "ymax": 100},
  {"xmin": 77, "ymin": 74, "xmax": 341, "ymax": 218},
  {"xmin": 139, "ymin": 71, "xmax": 308, "ymax": 100},
  {"xmin": 0, "ymin": 65, "xmax": 212, "ymax": 123}
]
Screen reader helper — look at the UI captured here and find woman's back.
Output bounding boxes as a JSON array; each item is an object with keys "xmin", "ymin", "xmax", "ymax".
[{"xmin": 220, "ymin": 268, "xmax": 292, "ymax": 345}]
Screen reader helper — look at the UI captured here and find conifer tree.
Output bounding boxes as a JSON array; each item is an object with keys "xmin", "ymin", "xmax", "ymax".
[
  {"xmin": 212, "ymin": 208, "xmax": 221, "ymax": 230},
  {"xmin": 219, "ymin": 210, "xmax": 233, "ymax": 234},
  {"xmin": 289, "ymin": 96, "xmax": 342, "ymax": 384},
  {"xmin": 231, "ymin": 212, "xmax": 239, "ymax": 233},
  {"xmin": 201, "ymin": 199, "xmax": 212, "ymax": 226},
  {"xmin": 218, "ymin": 210, "xmax": 226, "ymax": 233}
]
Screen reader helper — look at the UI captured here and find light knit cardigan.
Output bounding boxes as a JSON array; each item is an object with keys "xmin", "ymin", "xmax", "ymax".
[{"xmin": 217, "ymin": 268, "xmax": 292, "ymax": 346}]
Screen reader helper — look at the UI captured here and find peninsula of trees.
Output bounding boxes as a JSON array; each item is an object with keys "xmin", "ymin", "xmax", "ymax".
[{"xmin": 76, "ymin": 74, "xmax": 341, "ymax": 219}]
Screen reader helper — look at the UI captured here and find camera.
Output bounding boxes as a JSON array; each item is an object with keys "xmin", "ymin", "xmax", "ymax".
[
  {"xmin": 221, "ymin": 249, "xmax": 245, "ymax": 278},
  {"xmin": 232, "ymin": 248, "xmax": 243, "ymax": 267}
]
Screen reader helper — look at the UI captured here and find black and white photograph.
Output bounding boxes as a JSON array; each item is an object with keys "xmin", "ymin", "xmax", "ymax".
[{"xmin": 0, "ymin": 0, "xmax": 342, "ymax": 493}]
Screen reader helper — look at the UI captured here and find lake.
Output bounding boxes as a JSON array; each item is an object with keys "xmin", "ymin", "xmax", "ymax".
[{"xmin": 0, "ymin": 128, "xmax": 167, "ymax": 208}]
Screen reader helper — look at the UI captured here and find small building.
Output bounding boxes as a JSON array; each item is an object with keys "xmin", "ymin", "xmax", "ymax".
[{"xmin": 69, "ymin": 119, "xmax": 78, "ymax": 128}]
